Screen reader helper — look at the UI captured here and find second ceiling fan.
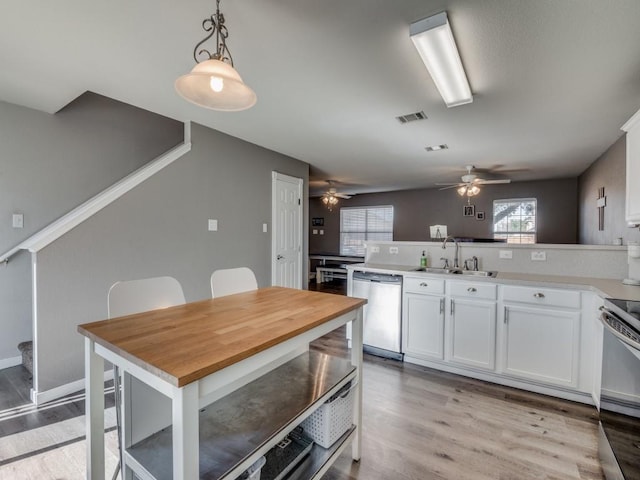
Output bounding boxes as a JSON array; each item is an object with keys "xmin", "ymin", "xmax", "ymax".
[{"xmin": 436, "ymin": 165, "xmax": 511, "ymax": 197}]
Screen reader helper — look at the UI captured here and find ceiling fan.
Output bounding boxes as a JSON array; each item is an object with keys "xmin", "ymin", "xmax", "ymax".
[
  {"xmin": 321, "ymin": 181, "xmax": 352, "ymax": 210},
  {"xmin": 436, "ymin": 165, "xmax": 511, "ymax": 197}
]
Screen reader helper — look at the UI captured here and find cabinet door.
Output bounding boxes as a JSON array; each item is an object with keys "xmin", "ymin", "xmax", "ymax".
[
  {"xmin": 448, "ymin": 298, "xmax": 497, "ymax": 371},
  {"xmin": 503, "ymin": 305, "xmax": 580, "ymax": 388},
  {"xmin": 402, "ymin": 293, "xmax": 444, "ymax": 360},
  {"xmin": 626, "ymin": 116, "xmax": 640, "ymax": 222}
]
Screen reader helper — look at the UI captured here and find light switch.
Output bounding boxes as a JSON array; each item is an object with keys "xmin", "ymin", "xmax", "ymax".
[
  {"xmin": 208, "ymin": 219, "xmax": 218, "ymax": 231},
  {"xmin": 12, "ymin": 213, "xmax": 23, "ymax": 229},
  {"xmin": 499, "ymin": 250, "xmax": 513, "ymax": 259},
  {"xmin": 319, "ymin": 229, "xmax": 324, "ymax": 235},
  {"xmin": 263, "ymin": 223, "xmax": 268, "ymax": 233},
  {"xmin": 312, "ymin": 229, "xmax": 318, "ymax": 235}
]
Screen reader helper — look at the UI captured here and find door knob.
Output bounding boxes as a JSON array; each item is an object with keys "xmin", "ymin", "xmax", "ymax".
[{"xmin": 277, "ymin": 254, "xmax": 284, "ymax": 260}]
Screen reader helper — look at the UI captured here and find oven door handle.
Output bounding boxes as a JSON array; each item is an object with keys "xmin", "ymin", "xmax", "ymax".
[{"xmin": 600, "ymin": 308, "xmax": 640, "ymax": 353}]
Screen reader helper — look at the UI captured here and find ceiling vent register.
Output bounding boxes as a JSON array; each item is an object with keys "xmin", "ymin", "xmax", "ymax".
[{"xmin": 396, "ymin": 111, "xmax": 427, "ymax": 124}]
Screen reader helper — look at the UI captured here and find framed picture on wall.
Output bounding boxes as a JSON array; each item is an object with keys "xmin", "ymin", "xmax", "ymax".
[
  {"xmin": 311, "ymin": 217, "xmax": 324, "ymax": 226},
  {"xmin": 463, "ymin": 205, "xmax": 475, "ymax": 217},
  {"xmin": 476, "ymin": 211, "xmax": 485, "ymax": 220}
]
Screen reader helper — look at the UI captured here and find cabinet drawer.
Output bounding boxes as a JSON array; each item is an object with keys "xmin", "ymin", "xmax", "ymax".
[
  {"xmin": 449, "ymin": 281, "xmax": 497, "ymax": 300},
  {"xmin": 403, "ymin": 276, "xmax": 445, "ymax": 295},
  {"xmin": 502, "ymin": 285, "xmax": 580, "ymax": 309}
]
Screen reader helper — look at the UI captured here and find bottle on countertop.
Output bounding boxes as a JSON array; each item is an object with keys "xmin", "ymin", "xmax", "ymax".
[{"xmin": 420, "ymin": 250, "xmax": 428, "ymax": 267}]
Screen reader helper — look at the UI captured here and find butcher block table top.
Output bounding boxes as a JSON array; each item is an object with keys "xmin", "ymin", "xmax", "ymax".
[{"xmin": 78, "ymin": 286, "xmax": 366, "ymax": 388}]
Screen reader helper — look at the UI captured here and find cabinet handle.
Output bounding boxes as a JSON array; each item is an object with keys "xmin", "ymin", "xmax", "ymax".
[
  {"xmin": 420, "ymin": 282, "xmax": 428, "ymax": 287},
  {"xmin": 440, "ymin": 298, "xmax": 444, "ymax": 315},
  {"xmin": 467, "ymin": 287, "xmax": 477, "ymax": 293},
  {"xmin": 533, "ymin": 292, "xmax": 545, "ymax": 298},
  {"xmin": 450, "ymin": 299, "xmax": 454, "ymax": 315},
  {"xmin": 504, "ymin": 306, "xmax": 509, "ymax": 324}
]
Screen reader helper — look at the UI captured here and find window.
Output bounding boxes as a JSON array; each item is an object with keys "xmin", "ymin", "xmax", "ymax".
[
  {"xmin": 493, "ymin": 198, "xmax": 537, "ymax": 244},
  {"xmin": 340, "ymin": 206, "xmax": 393, "ymax": 256}
]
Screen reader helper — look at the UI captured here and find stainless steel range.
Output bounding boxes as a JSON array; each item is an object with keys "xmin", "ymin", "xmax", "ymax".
[{"xmin": 599, "ymin": 298, "xmax": 640, "ymax": 480}]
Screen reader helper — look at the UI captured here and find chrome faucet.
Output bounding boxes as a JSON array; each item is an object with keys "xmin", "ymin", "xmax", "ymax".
[
  {"xmin": 441, "ymin": 235, "xmax": 459, "ymax": 269},
  {"xmin": 464, "ymin": 256, "xmax": 479, "ymax": 271}
]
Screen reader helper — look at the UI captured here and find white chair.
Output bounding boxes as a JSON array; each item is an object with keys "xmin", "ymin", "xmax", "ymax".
[
  {"xmin": 210, "ymin": 267, "xmax": 258, "ymax": 298},
  {"xmin": 107, "ymin": 276, "xmax": 185, "ymax": 480}
]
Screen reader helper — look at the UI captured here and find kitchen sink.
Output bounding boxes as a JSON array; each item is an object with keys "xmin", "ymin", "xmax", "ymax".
[
  {"xmin": 411, "ymin": 267, "xmax": 497, "ymax": 277},
  {"xmin": 459, "ymin": 270, "xmax": 497, "ymax": 277}
]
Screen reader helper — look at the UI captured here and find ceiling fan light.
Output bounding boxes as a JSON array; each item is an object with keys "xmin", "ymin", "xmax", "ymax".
[
  {"xmin": 175, "ymin": 59, "xmax": 257, "ymax": 111},
  {"xmin": 410, "ymin": 12, "xmax": 473, "ymax": 108},
  {"xmin": 469, "ymin": 185, "xmax": 480, "ymax": 196},
  {"xmin": 457, "ymin": 186, "xmax": 467, "ymax": 196}
]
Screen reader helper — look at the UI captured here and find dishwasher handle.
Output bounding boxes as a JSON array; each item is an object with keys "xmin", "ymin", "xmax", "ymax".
[{"xmin": 352, "ymin": 271, "xmax": 403, "ymax": 284}]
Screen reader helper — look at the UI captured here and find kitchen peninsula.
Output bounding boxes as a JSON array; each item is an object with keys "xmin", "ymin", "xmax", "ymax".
[
  {"xmin": 78, "ymin": 287, "xmax": 366, "ymax": 480},
  {"xmin": 347, "ymin": 240, "xmax": 640, "ymax": 408}
]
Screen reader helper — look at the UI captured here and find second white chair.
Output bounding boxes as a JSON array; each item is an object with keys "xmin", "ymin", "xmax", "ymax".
[
  {"xmin": 210, "ymin": 267, "xmax": 258, "ymax": 298},
  {"xmin": 107, "ymin": 275, "xmax": 186, "ymax": 480}
]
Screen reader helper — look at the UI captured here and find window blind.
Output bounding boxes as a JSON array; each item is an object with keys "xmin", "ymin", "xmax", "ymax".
[{"xmin": 340, "ymin": 206, "xmax": 393, "ymax": 256}]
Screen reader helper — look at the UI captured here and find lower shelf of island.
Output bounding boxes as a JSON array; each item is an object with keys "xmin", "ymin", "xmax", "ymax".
[{"xmin": 126, "ymin": 350, "xmax": 357, "ymax": 480}]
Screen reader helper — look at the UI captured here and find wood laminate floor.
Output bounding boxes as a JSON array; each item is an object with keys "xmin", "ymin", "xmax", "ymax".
[{"xmin": 0, "ymin": 286, "xmax": 603, "ymax": 479}]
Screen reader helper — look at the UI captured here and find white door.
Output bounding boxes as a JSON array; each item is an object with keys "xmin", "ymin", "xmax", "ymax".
[
  {"xmin": 503, "ymin": 305, "xmax": 580, "ymax": 387},
  {"xmin": 448, "ymin": 298, "xmax": 497, "ymax": 371},
  {"xmin": 271, "ymin": 172, "xmax": 303, "ymax": 288},
  {"xmin": 402, "ymin": 293, "xmax": 445, "ymax": 360}
]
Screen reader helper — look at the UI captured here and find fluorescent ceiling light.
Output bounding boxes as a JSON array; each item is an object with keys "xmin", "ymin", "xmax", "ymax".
[{"xmin": 410, "ymin": 12, "xmax": 472, "ymax": 108}]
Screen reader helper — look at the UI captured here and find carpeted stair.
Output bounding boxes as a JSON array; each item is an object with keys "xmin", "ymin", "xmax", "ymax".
[{"xmin": 17, "ymin": 341, "xmax": 33, "ymax": 375}]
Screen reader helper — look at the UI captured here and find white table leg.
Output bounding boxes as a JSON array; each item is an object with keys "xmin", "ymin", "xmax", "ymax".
[
  {"xmin": 85, "ymin": 337, "xmax": 105, "ymax": 480},
  {"xmin": 172, "ymin": 382, "xmax": 199, "ymax": 479},
  {"xmin": 351, "ymin": 307, "xmax": 363, "ymax": 461}
]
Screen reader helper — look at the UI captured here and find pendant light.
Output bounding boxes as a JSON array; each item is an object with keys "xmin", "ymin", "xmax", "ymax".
[{"xmin": 175, "ymin": 0, "xmax": 256, "ymax": 111}]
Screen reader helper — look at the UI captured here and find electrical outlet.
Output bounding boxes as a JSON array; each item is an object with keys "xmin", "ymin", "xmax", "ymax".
[
  {"xmin": 208, "ymin": 219, "xmax": 218, "ymax": 231},
  {"xmin": 370, "ymin": 246, "xmax": 380, "ymax": 253},
  {"xmin": 531, "ymin": 251, "xmax": 546, "ymax": 261},
  {"xmin": 499, "ymin": 250, "xmax": 513, "ymax": 259},
  {"xmin": 389, "ymin": 246, "xmax": 399, "ymax": 254}
]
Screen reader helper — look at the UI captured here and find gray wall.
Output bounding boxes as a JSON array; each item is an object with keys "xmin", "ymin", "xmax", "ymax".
[
  {"xmin": 310, "ymin": 179, "xmax": 578, "ymax": 253},
  {"xmin": 0, "ymin": 94, "xmax": 184, "ymax": 362},
  {"xmin": 35, "ymin": 123, "xmax": 308, "ymax": 392},
  {"xmin": 578, "ymin": 135, "xmax": 640, "ymax": 245}
]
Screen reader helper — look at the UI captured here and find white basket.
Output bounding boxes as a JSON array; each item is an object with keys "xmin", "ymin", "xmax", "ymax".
[{"xmin": 300, "ymin": 381, "xmax": 355, "ymax": 448}]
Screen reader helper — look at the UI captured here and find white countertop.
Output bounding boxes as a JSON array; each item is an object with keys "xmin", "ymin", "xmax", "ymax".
[{"xmin": 347, "ymin": 263, "xmax": 640, "ymax": 301}]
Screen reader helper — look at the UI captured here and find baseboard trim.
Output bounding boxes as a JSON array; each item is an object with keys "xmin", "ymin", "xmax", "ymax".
[
  {"xmin": 31, "ymin": 370, "xmax": 114, "ymax": 406},
  {"xmin": 404, "ymin": 355, "xmax": 594, "ymax": 405},
  {"xmin": 0, "ymin": 356, "xmax": 22, "ymax": 370}
]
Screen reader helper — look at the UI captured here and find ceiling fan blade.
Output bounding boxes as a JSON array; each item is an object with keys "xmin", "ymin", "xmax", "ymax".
[
  {"xmin": 476, "ymin": 179, "xmax": 511, "ymax": 185},
  {"xmin": 435, "ymin": 182, "xmax": 463, "ymax": 186},
  {"xmin": 334, "ymin": 193, "xmax": 352, "ymax": 199},
  {"xmin": 438, "ymin": 184, "xmax": 463, "ymax": 191}
]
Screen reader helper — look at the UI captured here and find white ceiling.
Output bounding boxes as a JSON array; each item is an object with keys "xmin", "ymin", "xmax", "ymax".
[{"xmin": 2, "ymin": 0, "xmax": 640, "ymax": 196}]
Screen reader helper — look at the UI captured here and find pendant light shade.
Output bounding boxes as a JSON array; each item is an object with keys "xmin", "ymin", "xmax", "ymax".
[
  {"xmin": 175, "ymin": 59, "xmax": 256, "ymax": 111},
  {"xmin": 175, "ymin": 0, "xmax": 256, "ymax": 112}
]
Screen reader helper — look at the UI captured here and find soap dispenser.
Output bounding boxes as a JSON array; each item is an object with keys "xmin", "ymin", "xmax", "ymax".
[{"xmin": 420, "ymin": 250, "xmax": 428, "ymax": 267}]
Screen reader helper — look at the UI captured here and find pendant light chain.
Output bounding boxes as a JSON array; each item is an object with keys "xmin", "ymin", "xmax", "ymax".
[{"xmin": 192, "ymin": 0, "xmax": 234, "ymax": 66}]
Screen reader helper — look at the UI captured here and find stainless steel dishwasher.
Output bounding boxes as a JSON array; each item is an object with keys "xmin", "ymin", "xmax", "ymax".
[{"xmin": 350, "ymin": 271, "xmax": 403, "ymax": 360}]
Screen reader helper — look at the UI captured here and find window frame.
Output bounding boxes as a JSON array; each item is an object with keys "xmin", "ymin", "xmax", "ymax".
[
  {"xmin": 492, "ymin": 198, "xmax": 537, "ymax": 244},
  {"xmin": 339, "ymin": 205, "xmax": 394, "ymax": 256}
]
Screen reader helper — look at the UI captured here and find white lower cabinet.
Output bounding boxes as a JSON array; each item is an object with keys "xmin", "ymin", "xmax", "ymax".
[
  {"xmin": 448, "ymin": 297, "xmax": 497, "ymax": 371},
  {"xmin": 402, "ymin": 292, "xmax": 445, "ymax": 360},
  {"xmin": 400, "ymin": 275, "xmax": 593, "ymax": 403},
  {"xmin": 502, "ymin": 304, "xmax": 581, "ymax": 388}
]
